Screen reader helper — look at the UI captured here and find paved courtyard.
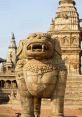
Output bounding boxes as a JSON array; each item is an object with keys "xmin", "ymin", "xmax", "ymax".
[{"xmin": 0, "ymin": 105, "xmax": 82, "ymax": 117}]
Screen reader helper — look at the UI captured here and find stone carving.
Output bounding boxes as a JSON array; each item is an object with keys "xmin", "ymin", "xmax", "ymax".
[
  {"xmin": 63, "ymin": 56, "xmax": 70, "ymax": 73},
  {"xmin": 70, "ymin": 35, "xmax": 79, "ymax": 46},
  {"xmin": 70, "ymin": 59, "xmax": 79, "ymax": 72},
  {"xmin": 15, "ymin": 33, "xmax": 67, "ymax": 117},
  {"xmin": 56, "ymin": 13, "xmax": 69, "ymax": 19},
  {"xmin": 61, "ymin": 36, "xmax": 69, "ymax": 45}
]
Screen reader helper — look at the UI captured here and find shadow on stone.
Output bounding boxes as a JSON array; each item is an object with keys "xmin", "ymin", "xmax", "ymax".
[
  {"xmin": 15, "ymin": 113, "xmax": 21, "ymax": 117},
  {"xmin": 0, "ymin": 89, "xmax": 9, "ymax": 104},
  {"xmin": 64, "ymin": 116, "xmax": 77, "ymax": 117}
]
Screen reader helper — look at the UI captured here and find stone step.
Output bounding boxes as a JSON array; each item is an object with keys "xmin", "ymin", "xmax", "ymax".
[
  {"xmin": 65, "ymin": 96, "xmax": 82, "ymax": 98},
  {"xmin": 66, "ymin": 86, "xmax": 82, "ymax": 89},
  {"xmin": 66, "ymin": 80, "xmax": 82, "ymax": 82},
  {"xmin": 65, "ymin": 89, "xmax": 82, "ymax": 92}
]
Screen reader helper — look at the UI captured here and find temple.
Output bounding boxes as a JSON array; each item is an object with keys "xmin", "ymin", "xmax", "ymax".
[
  {"xmin": 0, "ymin": 33, "xmax": 17, "ymax": 104},
  {"xmin": 0, "ymin": 0, "xmax": 82, "ymax": 111},
  {"xmin": 48, "ymin": 0, "xmax": 82, "ymax": 109}
]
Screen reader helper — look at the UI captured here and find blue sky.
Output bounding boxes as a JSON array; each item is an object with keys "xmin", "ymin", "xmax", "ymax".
[{"xmin": 0, "ymin": 0, "xmax": 82, "ymax": 58}]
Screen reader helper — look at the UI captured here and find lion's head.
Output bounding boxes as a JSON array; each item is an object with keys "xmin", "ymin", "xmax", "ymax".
[
  {"xmin": 24, "ymin": 33, "xmax": 55, "ymax": 59},
  {"xmin": 17, "ymin": 32, "xmax": 62, "ymax": 62}
]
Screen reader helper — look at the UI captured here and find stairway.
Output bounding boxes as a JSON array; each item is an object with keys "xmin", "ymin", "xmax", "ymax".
[{"xmin": 64, "ymin": 74, "xmax": 82, "ymax": 109}]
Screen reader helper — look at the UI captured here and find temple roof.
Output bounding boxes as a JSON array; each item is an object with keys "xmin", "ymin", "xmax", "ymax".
[{"xmin": 0, "ymin": 58, "xmax": 6, "ymax": 63}]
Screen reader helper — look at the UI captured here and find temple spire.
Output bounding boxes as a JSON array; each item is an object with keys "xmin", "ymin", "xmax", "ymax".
[
  {"xmin": 48, "ymin": 0, "xmax": 79, "ymax": 32},
  {"xmin": 6, "ymin": 33, "xmax": 17, "ymax": 69},
  {"xmin": 8, "ymin": 33, "xmax": 17, "ymax": 49}
]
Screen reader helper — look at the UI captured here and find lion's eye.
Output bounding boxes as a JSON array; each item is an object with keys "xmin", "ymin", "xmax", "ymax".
[
  {"xmin": 44, "ymin": 46, "xmax": 48, "ymax": 50},
  {"xmin": 27, "ymin": 46, "xmax": 31, "ymax": 50}
]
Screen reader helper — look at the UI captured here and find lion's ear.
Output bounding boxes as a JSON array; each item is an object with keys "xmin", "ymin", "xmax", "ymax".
[
  {"xmin": 53, "ymin": 39, "xmax": 62, "ymax": 56},
  {"xmin": 16, "ymin": 40, "xmax": 24, "ymax": 59}
]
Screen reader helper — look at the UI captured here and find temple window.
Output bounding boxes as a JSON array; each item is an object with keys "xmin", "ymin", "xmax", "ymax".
[
  {"xmin": 11, "ymin": 80, "xmax": 17, "ymax": 88},
  {"xmin": 0, "ymin": 80, "xmax": 5, "ymax": 88},
  {"xmin": 4, "ymin": 80, "xmax": 11, "ymax": 89}
]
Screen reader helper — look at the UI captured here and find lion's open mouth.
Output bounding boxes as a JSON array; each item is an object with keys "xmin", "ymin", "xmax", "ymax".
[{"xmin": 27, "ymin": 43, "xmax": 49, "ymax": 52}]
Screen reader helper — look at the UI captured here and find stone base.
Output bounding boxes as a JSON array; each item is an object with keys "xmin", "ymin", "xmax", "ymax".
[
  {"xmin": 51, "ymin": 115, "xmax": 64, "ymax": 117},
  {"xmin": 20, "ymin": 113, "xmax": 35, "ymax": 117}
]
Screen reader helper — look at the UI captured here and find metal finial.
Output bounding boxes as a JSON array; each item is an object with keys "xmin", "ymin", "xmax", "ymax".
[
  {"xmin": 11, "ymin": 32, "xmax": 15, "ymax": 39},
  {"xmin": 59, "ymin": 0, "xmax": 75, "ymax": 5}
]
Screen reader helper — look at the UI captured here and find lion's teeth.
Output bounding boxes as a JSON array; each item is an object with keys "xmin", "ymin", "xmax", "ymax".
[
  {"xmin": 42, "ymin": 45, "xmax": 44, "ymax": 52},
  {"xmin": 31, "ymin": 44, "xmax": 33, "ymax": 51}
]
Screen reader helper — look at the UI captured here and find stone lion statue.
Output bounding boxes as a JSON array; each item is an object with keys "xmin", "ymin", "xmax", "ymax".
[{"xmin": 15, "ymin": 33, "xmax": 67, "ymax": 117}]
